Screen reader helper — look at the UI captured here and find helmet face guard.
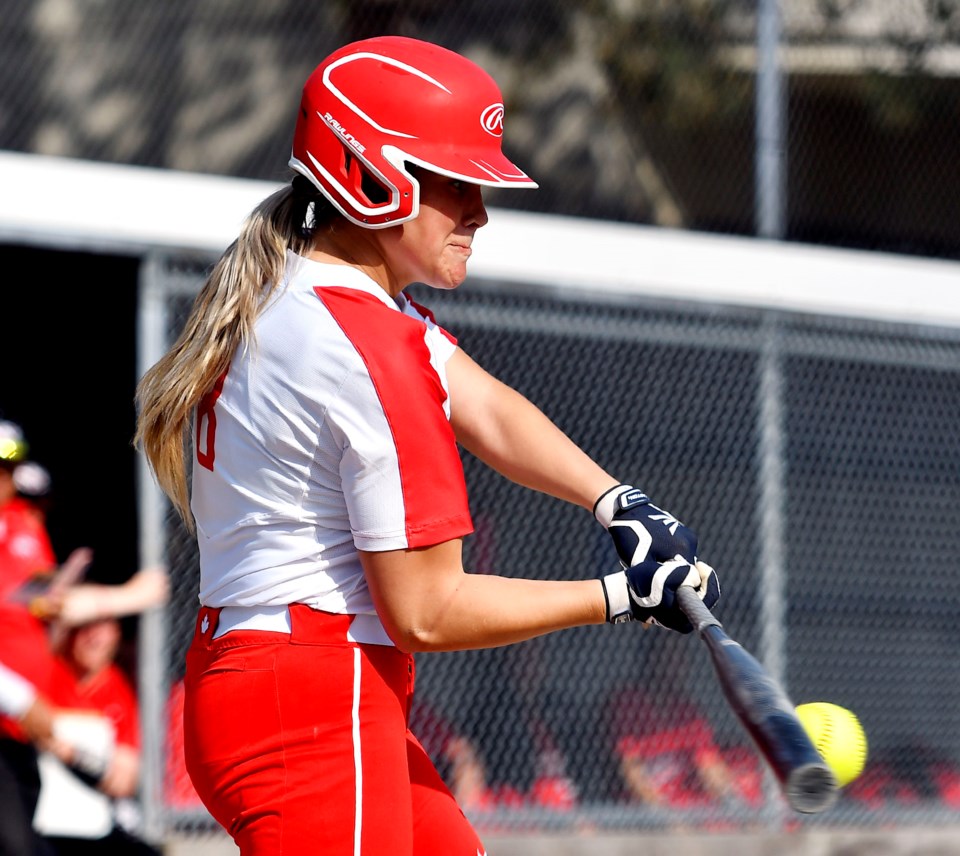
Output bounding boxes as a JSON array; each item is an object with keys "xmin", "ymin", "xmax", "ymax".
[{"xmin": 289, "ymin": 36, "xmax": 537, "ymax": 228}]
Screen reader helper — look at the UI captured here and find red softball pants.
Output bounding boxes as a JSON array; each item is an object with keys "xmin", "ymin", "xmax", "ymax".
[{"xmin": 183, "ymin": 604, "xmax": 485, "ymax": 855}]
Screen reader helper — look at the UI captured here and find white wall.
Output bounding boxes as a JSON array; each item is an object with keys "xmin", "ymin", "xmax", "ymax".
[{"xmin": 2, "ymin": 150, "xmax": 958, "ymax": 330}]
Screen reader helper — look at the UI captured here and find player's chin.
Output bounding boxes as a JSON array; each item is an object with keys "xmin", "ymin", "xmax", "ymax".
[{"xmin": 428, "ymin": 263, "xmax": 469, "ymax": 290}]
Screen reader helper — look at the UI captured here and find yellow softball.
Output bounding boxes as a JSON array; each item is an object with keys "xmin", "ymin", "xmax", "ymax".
[{"xmin": 795, "ymin": 702, "xmax": 868, "ymax": 787}]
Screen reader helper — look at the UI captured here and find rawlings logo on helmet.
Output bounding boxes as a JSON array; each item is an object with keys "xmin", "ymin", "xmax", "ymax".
[
  {"xmin": 479, "ymin": 104, "xmax": 504, "ymax": 137},
  {"xmin": 324, "ymin": 112, "xmax": 366, "ymax": 154}
]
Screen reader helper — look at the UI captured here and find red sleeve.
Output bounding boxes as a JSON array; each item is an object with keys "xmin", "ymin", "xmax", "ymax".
[
  {"xmin": 403, "ymin": 294, "xmax": 458, "ymax": 346},
  {"xmin": 318, "ymin": 287, "xmax": 472, "ymax": 548}
]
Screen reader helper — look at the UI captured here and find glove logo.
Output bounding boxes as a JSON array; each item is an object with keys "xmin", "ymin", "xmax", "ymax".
[
  {"xmin": 617, "ymin": 489, "xmax": 650, "ymax": 511},
  {"xmin": 648, "ymin": 510, "xmax": 681, "ymax": 535}
]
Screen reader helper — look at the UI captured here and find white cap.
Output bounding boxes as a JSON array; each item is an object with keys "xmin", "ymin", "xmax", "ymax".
[{"xmin": 14, "ymin": 461, "xmax": 51, "ymax": 498}]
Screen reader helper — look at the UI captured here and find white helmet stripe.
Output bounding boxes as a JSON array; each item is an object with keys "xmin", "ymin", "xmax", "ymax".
[{"xmin": 323, "ymin": 51, "xmax": 450, "ymax": 140}]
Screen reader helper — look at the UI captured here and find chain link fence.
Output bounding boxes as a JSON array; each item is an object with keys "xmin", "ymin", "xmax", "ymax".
[
  {"xmin": 140, "ymin": 248, "xmax": 960, "ymax": 842},
  {"xmin": 1, "ymin": 0, "xmax": 958, "ymax": 259},
  {"xmin": 4, "ymin": 0, "xmax": 957, "ymax": 846}
]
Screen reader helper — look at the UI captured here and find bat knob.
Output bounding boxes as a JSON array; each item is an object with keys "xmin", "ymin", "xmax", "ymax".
[{"xmin": 786, "ymin": 762, "xmax": 839, "ymax": 814}]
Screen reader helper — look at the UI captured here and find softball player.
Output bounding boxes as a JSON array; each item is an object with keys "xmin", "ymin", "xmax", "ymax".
[{"xmin": 135, "ymin": 36, "xmax": 719, "ymax": 856}]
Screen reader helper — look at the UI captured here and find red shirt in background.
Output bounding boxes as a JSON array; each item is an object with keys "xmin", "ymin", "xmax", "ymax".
[
  {"xmin": 47, "ymin": 656, "xmax": 140, "ymax": 752},
  {"xmin": 0, "ymin": 496, "xmax": 59, "ymax": 741}
]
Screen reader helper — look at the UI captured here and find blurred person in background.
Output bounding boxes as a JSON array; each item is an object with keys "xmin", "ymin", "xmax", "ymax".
[
  {"xmin": 1, "ymin": 418, "xmax": 168, "ymax": 856},
  {"xmin": 603, "ymin": 681, "xmax": 763, "ymax": 826},
  {"xmin": 0, "ymin": 418, "xmax": 70, "ymax": 856},
  {"xmin": 0, "ymin": 660, "xmax": 70, "ymax": 856},
  {"xmin": 407, "ymin": 696, "xmax": 576, "ymax": 814},
  {"xmin": 6, "ymin": 453, "xmax": 169, "ymax": 631},
  {"xmin": 11, "ymin": 462, "xmax": 54, "ymax": 521},
  {"xmin": 35, "ymin": 615, "xmax": 163, "ymax": 856},
  {"xmin": 134, "ymin": 35, "xmax": 718, "ymax": 856},
  {"xmin": 844, "ymin": 741, "xmax": 960, "ymax": 811}
]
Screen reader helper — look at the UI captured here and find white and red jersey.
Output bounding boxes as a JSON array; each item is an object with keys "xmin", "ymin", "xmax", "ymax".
[{"xmin": 190, "ymin": 252, "xmax": 473, "ymax": 640}]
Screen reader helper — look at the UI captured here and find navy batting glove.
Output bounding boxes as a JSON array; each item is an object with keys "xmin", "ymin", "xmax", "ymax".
[
  {"xmin": 594, "ymin": 484, "xmax": 698, "ymax": 569},
  {"xmin": 601, "ymin": 557, "xmax": 720, "ymax": 633}
]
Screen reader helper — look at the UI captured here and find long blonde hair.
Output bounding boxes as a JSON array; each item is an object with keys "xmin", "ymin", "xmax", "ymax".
[{"xmin": 134, "ymin": 180, "xmax": 319, "ymax": 530}]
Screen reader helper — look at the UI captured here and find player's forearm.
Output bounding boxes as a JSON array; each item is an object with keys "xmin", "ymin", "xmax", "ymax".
[
  {"xmin": 455, "ymin": 382, "xmax": 617, "ymax": 510},
  {"xmin": 382, "ymin": 573, "xmax": 607, "ymax": 653},
  {"xmin": 102, "ymin": 565, "xmax": 170, "ymax": 616},
  {"xmin": 448, "ymin": 348, "xmax": 617, "ymax": 510},
  {"xmin": 54, "ymin": 566, "xmax": 170, "ymax": 625}
]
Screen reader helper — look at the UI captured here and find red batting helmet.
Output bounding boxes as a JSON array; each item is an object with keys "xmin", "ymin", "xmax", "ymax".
[{"xmin": 289, "ymin": 36, "xmax": 537, "ymax": 228}]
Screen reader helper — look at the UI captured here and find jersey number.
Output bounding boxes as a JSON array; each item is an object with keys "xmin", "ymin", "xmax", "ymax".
[{"xmin": 196, "ymin": 374, "xmax": 226, "ymax": 471}]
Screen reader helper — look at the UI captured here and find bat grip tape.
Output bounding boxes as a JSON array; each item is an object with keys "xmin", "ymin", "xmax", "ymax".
[{"xmin": 677, "ymin": 586, "xmax": 722, "ymax": 634}]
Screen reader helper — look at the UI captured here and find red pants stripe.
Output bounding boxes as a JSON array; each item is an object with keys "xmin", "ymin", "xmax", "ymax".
[{"xmin": 183, "ymin": 604, "xmax": 484, "ymax": 855}]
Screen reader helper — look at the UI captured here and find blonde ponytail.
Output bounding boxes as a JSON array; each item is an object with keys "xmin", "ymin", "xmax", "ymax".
[{"xmin": 134, "ymin": 184, "xmax": 313, "ymax": 530}]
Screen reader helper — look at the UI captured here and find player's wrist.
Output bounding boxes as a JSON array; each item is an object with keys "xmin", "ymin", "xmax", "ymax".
[
  {"xmin": 600, "ymin": 571, "xmax": 633, "ymax": 624},
  {"xmin": 593, "ymin": 484, "xmax": 635, "ymax": 527}
]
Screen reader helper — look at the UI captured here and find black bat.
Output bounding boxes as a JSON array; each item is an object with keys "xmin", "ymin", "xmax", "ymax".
[{"xmin": 676, "ymin": 587, "xmax": 838, "ymax": 814}]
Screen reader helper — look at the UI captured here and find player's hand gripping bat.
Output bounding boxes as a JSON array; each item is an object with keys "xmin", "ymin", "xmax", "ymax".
[{"xmin": 676, "ymin": 586, "xmax": 839, "ymax": 814}]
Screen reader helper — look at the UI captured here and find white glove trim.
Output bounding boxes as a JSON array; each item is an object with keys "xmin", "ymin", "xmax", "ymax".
[
  {"xmin": 608, "ymin": 519, "xmax": 654, "ymax": 567},
  {"xmin": 601, "ymin": 571, "xmax": 633, "ymax": 623},
  {"xmin": 693, "ymin": 560, "xmax": 718, "ymax": 600},
  {"xmin": 593, "ymin": 484, "xmax": 634, "ymax": 528},
  {"xmin": 629, "ymin": 557, "xmax": 698, "ymax": 608}
]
